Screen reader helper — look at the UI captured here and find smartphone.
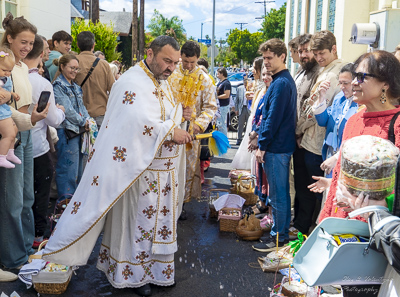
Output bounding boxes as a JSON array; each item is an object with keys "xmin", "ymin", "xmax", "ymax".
[{"xmin": 37, "ymin": 91, "xmax": 51, "ymax": 113}]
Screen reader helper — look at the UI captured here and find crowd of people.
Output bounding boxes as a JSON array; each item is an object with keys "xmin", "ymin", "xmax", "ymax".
[
  {"xmin": 1, "ymin": 8, "xmax": 400, "ymax": 297},
  {"xmin": 228, "ymin": 28, "xmax": 400, "ymax": 296},
  {"xmin": 0, "ymin": 12, "xmax": 117, "ymax": 283}
]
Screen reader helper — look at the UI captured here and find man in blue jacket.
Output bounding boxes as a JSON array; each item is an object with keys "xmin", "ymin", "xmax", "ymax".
[{"xmin": 252, "ymin": 38, "xmax": 297, "ymax": 252}]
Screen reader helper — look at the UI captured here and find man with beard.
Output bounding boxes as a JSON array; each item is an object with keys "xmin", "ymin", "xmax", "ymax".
[
  {"xmin": 35, "ymin": 36, "xmax": 192, "ymax": 297},
  {"xmin": 291, "ymin": 34, "xmax": 320, "ymax": 239},
  {"xmin": 292, "ymin": 31, "xmax": 346, "ymax": 236}
]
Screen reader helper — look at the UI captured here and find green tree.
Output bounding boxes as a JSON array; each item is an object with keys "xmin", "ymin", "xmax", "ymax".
[
  {"xmin": 147, "ymin": 9, "xmax": 187, "ymax": 45},
  {"xmin": 218, "ymin": 38, "xmax": 226, "ymax": 48},
  {"xmin": 259, "ymin": 2, "xmax": 286, "ymax": 40},
  {"xmin": 71, "ymin": 18, "xmax": 121, "ymax": 61},
  {"xmin": 227, "ymin": 29, "xmax": 263, "ymax": 63},
  {"xmin": 215, "ymin": 46, "xmax": 239, "ymax": 67}
]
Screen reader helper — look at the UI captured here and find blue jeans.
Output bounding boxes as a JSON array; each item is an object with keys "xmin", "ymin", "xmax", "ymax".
[
  {"xmin": 0, "ymin": 130, "xmax": 35, "ymax": 268},
  {"xmin": 217, "ymin": 105, "xmax": 229, "ymax": 136},
  {"xmin": 262, "ymin": 151, "xmax": 292, "ymax": 241},
  {"xmin": 55, "ymin": 129, "xmax": 83, "ymax": 197}
]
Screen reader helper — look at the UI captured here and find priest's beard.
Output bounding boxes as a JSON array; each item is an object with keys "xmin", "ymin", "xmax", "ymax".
[
  {"xmin": 149, "ymin": 59, "xmax": 172, "ymax": 81},
  {"xmin": 301, "ymin": 58, "xmax": 318, "ymax": 72}
]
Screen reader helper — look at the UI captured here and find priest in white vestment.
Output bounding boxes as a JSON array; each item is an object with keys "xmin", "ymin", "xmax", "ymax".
[{"xmin": 37, "ymin": 36, "xmax": 192, "ymax": 296}]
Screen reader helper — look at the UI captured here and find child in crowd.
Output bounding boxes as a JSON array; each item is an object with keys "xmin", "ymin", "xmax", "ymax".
[
  {"xmin": 0, "ymin": 47, "xmax": 21, "ymax": 168},
  {"xmin": 45, "ymin": 30, "xmax": 72, "ymax": 81}
]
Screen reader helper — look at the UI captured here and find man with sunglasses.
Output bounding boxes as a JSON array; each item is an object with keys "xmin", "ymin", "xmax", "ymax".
[{"xmin": 292, "ymin": 30, "xmax": 346, "ymax": 236}]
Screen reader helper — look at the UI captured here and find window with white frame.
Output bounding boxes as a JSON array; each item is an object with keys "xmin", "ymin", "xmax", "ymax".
[{"xmin": 0, "ymin": 0, "xmax": 18, "ymax": 30}]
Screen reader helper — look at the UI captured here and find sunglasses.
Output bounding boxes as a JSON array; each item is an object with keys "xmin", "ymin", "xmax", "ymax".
[{"xmin": 353, "ymin": 72, "xmax": 377, "ymax": 83}]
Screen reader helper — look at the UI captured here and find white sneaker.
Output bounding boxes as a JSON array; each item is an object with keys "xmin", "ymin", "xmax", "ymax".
[
  {"xmin": 0, "ymin": 268, "xmax": 18, "ymax": 282},
  {"xmin": 289, "ymin": 226, "xmax": 300, "ymax": 240}
]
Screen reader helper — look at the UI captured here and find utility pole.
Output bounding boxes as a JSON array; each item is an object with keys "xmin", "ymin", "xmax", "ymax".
[
  {"xmin": 139, "ymin": 0, "xmax": 145, "ymax": 60},
  {"xmin": 211, "ymin": 0, "xmax": 215, "ymax": 77},
  {"xmin": 255, "ymin": 0, "xmax": 275, "ymax": 19},
  {"xmin": 201, "ymin": 21, "xmax": 211, "ymax": 41},
  {"xmin": 132, "ymin": 0, "xmax": 138, "ymax": 66},
  {"xmin": 235, "ymin": 22, "xmax": 248, "ymax": 31},
  {"xmin": 91, "ymin": 0, "xmax": 99, "ymax": 23}
]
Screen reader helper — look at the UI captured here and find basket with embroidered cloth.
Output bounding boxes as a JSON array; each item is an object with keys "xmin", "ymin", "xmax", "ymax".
[
  {"xmin": 208, "ymin": 188, "xmax": 230, "ymax": 218},
  {"xmin": 228, "ymin": 169, "xmax": 258, "ymax": 205},
  {"xmin": 213, "ymin": 194, "xmax": 246, "ymax": 232},
  {"xmin": 18, "ymin": 240, "xmax": 73, "ymax": 294}
]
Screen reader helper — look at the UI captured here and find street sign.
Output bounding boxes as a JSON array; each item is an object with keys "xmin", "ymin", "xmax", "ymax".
[
  {"xmin": 207, "ymin": 45, "xmax": 219, "ymax": 58},
  {"xmin": 198, "ymin": 39, "xmax": 211, "ymax": 45}
]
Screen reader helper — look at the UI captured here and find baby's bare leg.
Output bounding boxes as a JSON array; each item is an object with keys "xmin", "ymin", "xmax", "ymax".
[{"xmin": 0, "ymin": 117, "xmax": 16, "ymax": 155}]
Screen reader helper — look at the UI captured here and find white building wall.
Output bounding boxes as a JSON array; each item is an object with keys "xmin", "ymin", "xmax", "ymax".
[
  {"xmin": 335, "ymin": 0, "xmax": 370, "ymax": 63},
  {"xmin": 309, "ymin": 0, "xmax": 317, "ymax": 34},
  {"xmin": 20, "ymin": 0, "xmax": 70, "ymax": 39},
  {"xmin": 321, "ymin": 0, "xmax": 329, "ymax": 30}
]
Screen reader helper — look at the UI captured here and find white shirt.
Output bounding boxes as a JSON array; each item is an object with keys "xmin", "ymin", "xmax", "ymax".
[{"xmin": 28, "ymin": 71, "xmax": 65, "ymax": 158}]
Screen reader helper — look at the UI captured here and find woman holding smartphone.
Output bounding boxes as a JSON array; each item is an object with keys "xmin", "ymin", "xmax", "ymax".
[{"xmin": 0, "ymin": 13, "xmax": 50, "ymax": 275}]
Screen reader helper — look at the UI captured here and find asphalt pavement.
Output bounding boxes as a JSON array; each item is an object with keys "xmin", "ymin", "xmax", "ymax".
[{"xmin": 0, "ymin": 135, "xmax": 279, "ymax": 297}]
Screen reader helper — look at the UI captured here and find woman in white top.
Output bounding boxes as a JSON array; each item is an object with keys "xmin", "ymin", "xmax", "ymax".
[{"xmin": 0, "ymin": 13, "xmax": 48, "ymax": 271}]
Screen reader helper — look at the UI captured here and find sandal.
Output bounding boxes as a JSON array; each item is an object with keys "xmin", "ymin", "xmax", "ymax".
[{"xmin": 253, "ymin": 204, "xmax": 268, "ymax": 215}]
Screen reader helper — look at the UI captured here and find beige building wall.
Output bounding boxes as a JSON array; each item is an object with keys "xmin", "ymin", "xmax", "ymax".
[{"xmin": 285, "ymin": 0, "xmax": 400, "ymax": 75}]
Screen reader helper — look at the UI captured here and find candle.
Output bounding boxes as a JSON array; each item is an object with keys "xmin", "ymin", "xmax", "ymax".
[{"xmin": 276, "ymin": 232, "xmax": 279, "ymax": 253}]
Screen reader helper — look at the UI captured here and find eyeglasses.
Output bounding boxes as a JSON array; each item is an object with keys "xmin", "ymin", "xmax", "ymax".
[
  {"xmin": 67, "ymin": 66, "xmax": 81, "ymax": 73},
  {"xmin": 338, "ymin": 81, "xmax": 352, "ymax": 87},
  {"xmin": 353, "ymin": 72, "xmax": 377, "ymax": 83}
]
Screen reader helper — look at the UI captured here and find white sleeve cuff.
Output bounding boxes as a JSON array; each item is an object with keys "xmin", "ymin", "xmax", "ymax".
[{"xmin": 312, "ymin": 100, "xmax": 327, "ymax": 115}]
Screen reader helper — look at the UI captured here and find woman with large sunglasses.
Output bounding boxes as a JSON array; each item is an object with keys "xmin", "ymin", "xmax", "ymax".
[{"xmin": 318, "ymin": 50, "xmax": 400, "ymax": 224}]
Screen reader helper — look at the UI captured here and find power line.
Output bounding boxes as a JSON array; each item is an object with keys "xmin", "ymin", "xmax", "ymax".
[
  {"xmin": 235, "ymin": 22, "xmax": 248, "ymax": 31},
  {"xmin": 182, "ymin": 0, "xmax": 254, "ymax": 26},
  {"xmin": 255, "ymin": 0, "xmax": 275, "ymax": 19}
]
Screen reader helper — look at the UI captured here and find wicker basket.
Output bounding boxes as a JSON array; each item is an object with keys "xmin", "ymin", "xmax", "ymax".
[
  {"xmin": 229, "ymin": 187, "xmax": 258, "ymax": 206},
  {"xmin": 31, "ymin": 241, "xmax": 72, "ymax": 295},
  {"xmin": 34, "ymin": 278, "xmax": 72, "ymax": 295},
  {"xmin": 218, "ymin": 208, "xmax": 241, "ymax": 232},
  {"xmin": 209, "ymin": 188, "xmax": 230, "ymax": 218},
  {"xmin": 230, "ymin": 174, "xmax": 258, "ymax": 206}
]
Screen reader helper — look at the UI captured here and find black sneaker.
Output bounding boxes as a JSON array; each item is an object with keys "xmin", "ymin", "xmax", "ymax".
[
  {"xmin": 252, "ymin": 235, "xmax": 288, "ymax": 252},
  {"xmin": 133, "ymin": 284, "xmax": 152, "ymax": 296}
]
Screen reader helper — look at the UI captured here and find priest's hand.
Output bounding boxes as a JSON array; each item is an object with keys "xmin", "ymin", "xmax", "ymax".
[
  {"xmin": 182, "ymin": 106, "xmax": 192, "ymax": 121},
  {"xmin": 173, "ymin": 128, "xmax": 192, "ymax": 145},
  {"xmin": 192, "ymin": 123, "xmax": 202, "ymax": 135}
]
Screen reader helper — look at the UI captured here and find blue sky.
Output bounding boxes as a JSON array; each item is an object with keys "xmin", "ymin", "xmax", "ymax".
[{"xmin": 99, "ymin": 0, "xmax": 287, "ymax": 41}]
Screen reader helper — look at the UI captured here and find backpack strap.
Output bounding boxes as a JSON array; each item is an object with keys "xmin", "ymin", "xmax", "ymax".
[
  {"xmin": 389, "ymin": 111, "xmax": 400, "ymax": 217},
  {"xmin": 80, "ymin": 57, "xmax": 100, "ymax": 87},
  {"xmin": 388, "ymin": 111, "xmax": 400, "ymax": 144}
]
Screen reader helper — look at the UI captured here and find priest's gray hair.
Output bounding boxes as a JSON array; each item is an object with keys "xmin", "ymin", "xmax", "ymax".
[{"xmin": 150, "ymin": 35, "xmax": 180, "ymax": 56}]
